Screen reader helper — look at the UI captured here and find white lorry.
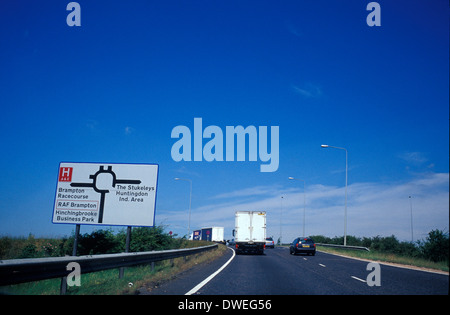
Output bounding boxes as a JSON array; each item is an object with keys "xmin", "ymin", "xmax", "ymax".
[
  {"xmin": 201, "ymin": 227, "xmax": 225, "ymax": 243},
  {"xmin": 233, "ymin": 211, "xmax": 266, "ymax": 254},
  {"xmin": 192, "ymin": 227, "xmax": 225, "ymax": 244}
]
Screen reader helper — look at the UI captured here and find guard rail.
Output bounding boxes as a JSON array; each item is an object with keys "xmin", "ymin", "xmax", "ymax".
[
  {"xmin": 316, "ymin": 243, "xmax": 370, "ymax": 252},
  {"xmin": 0, "ymin": 244, "xmax": 218, "ymax": 286}
]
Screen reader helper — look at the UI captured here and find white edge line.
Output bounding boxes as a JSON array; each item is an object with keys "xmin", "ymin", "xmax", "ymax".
[
  {"xmin": 185, "ymin": 247, "xmax": 236, "ymax": 295},
  {"xmin": 351, "ymin": 276, "xmax": 367, "ymax": 283}
]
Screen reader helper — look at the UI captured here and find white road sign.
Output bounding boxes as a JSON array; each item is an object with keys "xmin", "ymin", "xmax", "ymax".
[{"xmin": 52, "ymin": 162, "xmax": 158, "ymax": 227}]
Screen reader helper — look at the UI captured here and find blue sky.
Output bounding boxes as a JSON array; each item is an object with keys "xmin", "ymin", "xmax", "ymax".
[{"xmin": 0, "ymin": 0, "xmax": 448, "ymax": 242}]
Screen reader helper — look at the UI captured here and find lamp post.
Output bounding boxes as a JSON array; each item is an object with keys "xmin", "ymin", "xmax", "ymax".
[
  {"xmin": 409, "ymin": 196, "xmax": 414, "ymax": 242},
  {"xmin": 280, "ymin": 196, "xmax": 283, "ymax": 245},
  {"xmin": 321, "ymin": 144, "xmax": 348, "ymax": 246},
  {"xmin": 175, "ymin": 178, "xmax": 192, "ymax": 238},
  {"xmin": 288, "ymin": 177, "xmax": 306, "ymax": 238}
]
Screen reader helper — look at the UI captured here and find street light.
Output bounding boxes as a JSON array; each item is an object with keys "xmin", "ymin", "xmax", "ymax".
[
  {"xmin": 288, "ymin": 177, "xmax": 306, "ymax": 238},
  {"xmin": 321, "ymin": 144, "xmax": 348, "ymax": 246},
  {"xmin": 409, "ymin": 196, "xmax": 414, "ymax": 242},
  {"xmin": 174, "ymin": 178, "xmax": 192, "ymax": 238},
  {"xmin": 280, "ymin": 196, "xmax": 283, "ymax": 245}
]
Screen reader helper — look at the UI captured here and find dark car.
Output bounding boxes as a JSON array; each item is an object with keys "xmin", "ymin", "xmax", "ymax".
[{"xmin": 290, "ymin": 237, "xmax": 316, "ymax": 255}]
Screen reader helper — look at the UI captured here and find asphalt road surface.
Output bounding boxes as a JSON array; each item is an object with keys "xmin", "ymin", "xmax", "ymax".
[{"xmin": 142, "ymin": 246, "xmax": 448, "ymax": 295}]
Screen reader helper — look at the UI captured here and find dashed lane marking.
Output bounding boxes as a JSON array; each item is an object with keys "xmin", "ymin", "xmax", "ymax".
[{"xmin": 351, "ymin": 276, "xmax": 367, "ymax": 283}]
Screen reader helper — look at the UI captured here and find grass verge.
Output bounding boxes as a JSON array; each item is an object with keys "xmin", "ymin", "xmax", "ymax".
[
  {"xmin": 317, "ymin": 245, "xmax": 449, "ymax": 273},
  {"xmin": 0, "ymin": 244, "xmax": 228, "ymax": 295}
]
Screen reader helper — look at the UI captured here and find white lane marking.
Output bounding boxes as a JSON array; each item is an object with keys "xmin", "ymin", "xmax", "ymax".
[
  {"xmin": 185, "ymin": 247, "xmax": 236, "ymax": 295},
  {"xmin": 319, "ymin": 263, "xmax": 326, "ymax": 267},
  {"xmin": 303, "ymin": 258, "xmax": 307, "ymax": 261},
  {"xmin": 351, "ymin": 276, "xmax": 367, "ymax": 283}
]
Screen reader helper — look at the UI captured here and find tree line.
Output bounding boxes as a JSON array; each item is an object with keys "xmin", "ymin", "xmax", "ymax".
[
  {"xmin": 1, "ymin": 227, "xmax": 448, "ymax": 265},
  {"xmin": 0, "ymin": 226, "xmax": 194, "ymax": 260}
]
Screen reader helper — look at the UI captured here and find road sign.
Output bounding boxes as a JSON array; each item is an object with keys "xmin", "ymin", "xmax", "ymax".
[{"xmin": 53, "ymin": 162, "xmax": 158, "ymax": 227}]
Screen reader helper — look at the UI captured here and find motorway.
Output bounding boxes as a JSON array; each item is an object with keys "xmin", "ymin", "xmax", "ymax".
[{"xmin": 142, "ymin": 246, "xmax": 448, "ymax": 295}]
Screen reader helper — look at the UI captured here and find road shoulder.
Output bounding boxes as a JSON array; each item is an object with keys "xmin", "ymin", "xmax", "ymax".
[
  {"xmin": 317, "ymin": 250, "xmax": 449, "ymax": 276},
  {"xmin": 138, "ymin": 246, "xmax": 234, "ymax": 295}
]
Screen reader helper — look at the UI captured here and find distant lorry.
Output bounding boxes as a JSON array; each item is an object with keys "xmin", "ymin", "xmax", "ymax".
[
  {"xmin": 192, "ymin": 230, "xmax": 201, "ymax": 241},
  {"xmin": 192, "ymin": 227, "xmax": 225, "ymax": 243},
  {"xmin": 233, "ymin": 211, "xmax": 266, "ymax": 254}
]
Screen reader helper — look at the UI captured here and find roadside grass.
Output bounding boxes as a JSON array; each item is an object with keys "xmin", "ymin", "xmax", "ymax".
[
  {"xmin": 0, "ymin": 244, "xmax": 227, "ymax": 295},
  {"xmin": 317, "ymin": 245, "xmax": 449, "ymax": 273}
]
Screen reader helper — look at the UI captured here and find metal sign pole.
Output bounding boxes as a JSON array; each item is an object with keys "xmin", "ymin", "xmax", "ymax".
[
  {"xmin": 60, "ymin": 224, "xmax": 80, "ymax": 295},
  {"xmin": 72, "ymin": 224, "xmax": 80, "ymax": 256},
  {"xmin": 119, "ymin": 226, "xmax": 132, "ymax": 278}
]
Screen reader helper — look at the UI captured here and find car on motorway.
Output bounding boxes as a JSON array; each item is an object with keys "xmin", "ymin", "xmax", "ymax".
[
  {"xmin": 290, "ymin": 237, "xmax": 316, "ymax": 255},
  {"xmin": 265, "ymin": 237, "xmax": 275, "ymax": 248}
]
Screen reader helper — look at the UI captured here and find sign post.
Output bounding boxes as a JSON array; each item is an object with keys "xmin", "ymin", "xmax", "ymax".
[
  {"xmin": 119, "ymin": 226, "xmax": 132, "ymax": 279},
  {"xmin": 60, "ymin": 224, "xmax": 81, "ymax": 295},
  {"xmin": 53, "ymin": 162, "xmax": 158, "ymax": 292},
  {"xmin": 53, "ymin": 162, "xmax": 158, "ymax": 227}
]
